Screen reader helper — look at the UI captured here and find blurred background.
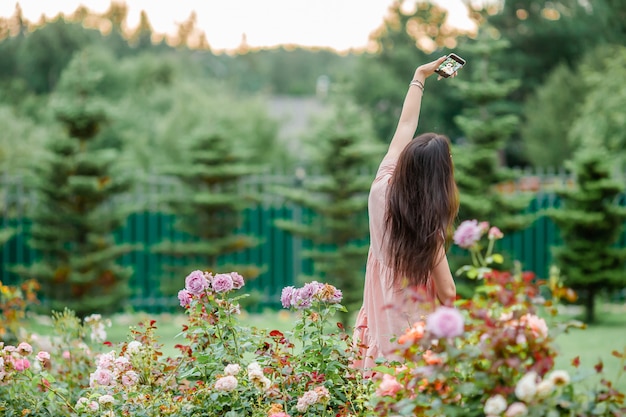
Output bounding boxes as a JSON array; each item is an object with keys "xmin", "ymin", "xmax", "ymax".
[{"xmin": 0, "ymin": 0, "xmax": 625, "ymax": 329}]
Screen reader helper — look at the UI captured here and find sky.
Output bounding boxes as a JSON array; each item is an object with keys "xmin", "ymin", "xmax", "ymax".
[{"xmin": 0, "ymin": 0, "xmax": 475, "ymax": 52}]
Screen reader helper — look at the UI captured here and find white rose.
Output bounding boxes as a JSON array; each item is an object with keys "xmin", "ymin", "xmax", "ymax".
[
  {"xmin": 515, "ymin": 371, "xmax": 538, "ymax": 402},
  {"xmin": 126, "ymin": 341, "xmax": 142, "ymax": 355},
  {"xmin": 536, "ymin": 379, "xmax": 555, "ymax": 398},
  {"xmin": 548, "ymin": 370, "xmax": 570, "ymax": 386},
  {"xmin": 484, "ymin": 394, "xmax": 508, "ymax": 415}
]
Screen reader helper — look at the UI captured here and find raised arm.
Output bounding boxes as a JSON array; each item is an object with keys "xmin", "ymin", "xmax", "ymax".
[{"xmin": 387, "ymin": 56, "xmax": 449, "ymax": 159}]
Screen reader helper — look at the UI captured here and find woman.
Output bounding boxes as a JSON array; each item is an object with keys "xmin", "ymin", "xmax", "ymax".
[{"xmin": 353, "ymin": 56, "xmax": 460, "ymax": 371}]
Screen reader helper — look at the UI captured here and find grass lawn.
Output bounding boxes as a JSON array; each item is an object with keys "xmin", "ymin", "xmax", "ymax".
[
  {"xmin": 552, "ymin": 305, "xmax": 626, "ymax": 391},
  {"xmin": 21, "ymin": 304, "xmax": 626, "ymax": 391}
]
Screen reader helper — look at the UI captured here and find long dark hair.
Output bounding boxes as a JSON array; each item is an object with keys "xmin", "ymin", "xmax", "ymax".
[{"xmin": 384, "ymin": 133, "xmax": 459, "ymax": 288}]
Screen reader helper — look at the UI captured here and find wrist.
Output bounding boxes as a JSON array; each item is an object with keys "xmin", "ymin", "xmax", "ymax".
[{"xmin": 413, "ymin": 68, "xmax": 427, "ymax": 84}]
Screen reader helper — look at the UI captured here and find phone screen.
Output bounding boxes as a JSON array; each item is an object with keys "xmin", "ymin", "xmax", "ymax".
[{"xmin": 436, "ymin": 55, "xmax": 465, "ymax": 77}]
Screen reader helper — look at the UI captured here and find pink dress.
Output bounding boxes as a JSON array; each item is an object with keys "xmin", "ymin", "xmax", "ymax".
[{"xmin": 353, "ymin": 153, "xmax": 436, "ymax": 371}]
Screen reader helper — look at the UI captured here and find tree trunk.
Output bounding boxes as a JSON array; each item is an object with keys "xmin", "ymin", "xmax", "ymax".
[{"xmin": 585, "ymin": 287, "xmax": 596, "ymax": 323}]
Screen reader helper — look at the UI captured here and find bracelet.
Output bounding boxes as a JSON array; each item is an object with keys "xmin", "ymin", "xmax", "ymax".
[{"xmin": 409, "ymin": 79, "xmax": 424, "ymax": 91}]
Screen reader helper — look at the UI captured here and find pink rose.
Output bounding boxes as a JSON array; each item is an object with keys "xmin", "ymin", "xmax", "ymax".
[
  {"xmin": 185, "ymin": 270, "xmax": 209, "ymax": 295},
  {"xmin": 488, "ymin": 226, "xmax": 504, "ymax": 240},
  {"xmin": 453, "ymin": 220, "xmax": 483, "ymax": 248},
  {"xmin": 212, "ymin": 273, "xmax": 234, "ymax": 293},
  {"xmin": 230, "ymin": 272, "xmax": 245, "ymax": 289},
  {"xmin": 426, "ymin": 306, "xmax": 465, "ymax": 339},
  {"xmin": 12, "ymin": 357, "xmax": 30, "ymax": 371},
  {"xmin": 121, "ymin": 370, "xmax": 139, "ymax": 386},
  {"xmin": 269, "ymin": 414, "xmax": 291, "ymax": 417},
  {"xmin": 178, "ymin": 289, "xmax": 192, "ymax": 307},
  {"xmin": 280, "ymin": 286, "xmax": 296, "ymax": 308},
  {"xmin": 375, "ymin": 373, "xmax": 403, "ymax": 397},
  {"xmin": 17, "ymin": 342, "xmax": 33, "ymax": 355},
  {"xmin": 62, "ymin": 351, "xmax": 71, "ymax": 360},
  {"xmin": 36, "ymin": 351, "xmax": 51, "ymax": 362}
]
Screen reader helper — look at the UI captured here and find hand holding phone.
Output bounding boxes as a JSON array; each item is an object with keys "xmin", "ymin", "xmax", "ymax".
[{"xmin": 435, "ymin": 53, "xmax": 466, "ymax": 78}]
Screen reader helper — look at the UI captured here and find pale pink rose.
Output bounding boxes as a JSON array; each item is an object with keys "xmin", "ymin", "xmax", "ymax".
[
  {"xmin": 520, "ymin": 314, "xmax": 548, "ymax": 338},
  {"xmin": 17, "ymin": 342, "xmax": 33, "ymax": 355},
  {"xmin": 96, "ymin": 352, "xmax": 116, "ymax": 370},
  {"xmin": 426, "ymin": 306, "xmax": 465, "ymax": 339},
  {"xmin": 75, "ymin": 397, "xmax": 90, "ymax": 410},
  {"xmin": 230, "ymin": 272, "xmax": 245, "ymax": 289},
  {"xmin": 314, "ymin": 386, "xmax": 330, "ymax": 401},
  {"xmin": 91, "ymin": 368, "xmax": 115, "ymax": 387},
  {"xmin": 212, "ymin": 273, "xmax": 234, "ymax": 293},
  {"xmin": 214, "ymin": 375, "xmax": 238, "ymax": 391},
  {"xmin": 98, "ymin": 394, "xmax": 115, "ymax": 405},
  {"xmin": 479, "ymin": 221, "xmax": 490, "ymax": 232},
  {"xmin": 223, "ymin": 364, "xmax": 241, "ymax": 376},
  {"xmin": 62, "ymin": 351, "xmax": 71, "ymax": 360},
  {"xmin": 453, "ymin": 220, "xmax": 483, "ymax": 248},
  {"xmin": 505, "ymin": 402, "xmax": 528, "ymax": 417},
  {"xmin": 375, "ymin": 373, "xmax": 403, "ymax": 397},
  {"xmin": 12, "ymin": 357, "xmax": 30, "ymax": 371},
  {"xmin": 178, "ymin": 289, "xmax": 193, "ymax": 307},
  {"xmin": 114, "ymin": 356, "xmax": 131, "ymax": 372},
  {"xmin": 36, "ymin": 351, "xmax": 51, "ymax": 362},
  {"xmin": 0, "ymin": 357, "xmax": 4, "ymax": 368},
  {"xmin": 488, "ymin": 226, "xmax": 504, "ymax": 240},
  {"xmin": 3, "ymin": 345, "xmax": 16, "ymax": 353},
  {"xmin": 269, "ymin": 413, "xmax": 291, "ymax": 417},
  {"xmin": 122, "ymin": 370, "xmax": 139, "ymax": 386},
  {"xmin": 185, "ymin": 270, "xmax": 210, "ymax": 295},
  {"xmin": 296, "ymin": 389, "xmax": 320, "ymax": 412},
  {"xmin": 88, "ymin": 401, "xmax": 99, "ymax": 411}
]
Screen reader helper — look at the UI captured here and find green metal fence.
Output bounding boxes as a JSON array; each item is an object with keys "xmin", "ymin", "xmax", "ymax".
[{"xmin": 1, "ymin": 172, "xmax": 625, "ymax": 313}]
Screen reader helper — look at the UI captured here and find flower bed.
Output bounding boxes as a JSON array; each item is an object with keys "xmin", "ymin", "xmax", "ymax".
[{"xmin": 1, "ymin": 221, "xmax": 625, "ymax": 416}]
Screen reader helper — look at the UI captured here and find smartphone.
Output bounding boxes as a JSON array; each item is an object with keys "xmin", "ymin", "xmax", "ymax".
[{"xmin": 435, "ymin": 53, "xmax": 466, "ymax": 78}]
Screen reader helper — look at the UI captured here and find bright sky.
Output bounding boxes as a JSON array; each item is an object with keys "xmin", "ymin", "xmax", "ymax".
[{"xmin": 1, "ymin": 0, "xmax": 475, "ymax": 51}]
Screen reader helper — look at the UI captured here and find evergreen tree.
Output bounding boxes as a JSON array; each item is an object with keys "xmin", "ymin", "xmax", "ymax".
[
  {"xmin": 452, "ymin": 26, "xmax": 532, "ymax": 233},
  {"xmin": 274, "ymin": 96, "xmax": 384, "ymax": 323},
  {"xmin": 152, "ymin": 127, "xmax": 263, "ymax": 294},
  {"xmin": 546, "ymin": 147, "xmax": 626, "ymax": 323},
  {"xmin": 13, "ymin": 50, "xmax": 137, "ymax": 316}
]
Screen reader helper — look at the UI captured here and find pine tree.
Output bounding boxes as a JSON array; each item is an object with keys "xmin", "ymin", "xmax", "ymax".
[
  {"xmin": 546, "ymin": 147, "xmax": 626, "ymax": 323},
  {"xmin": 452, "ymin": 26, "xmax": 533, "ymax": 233},
  {"xmin": 152, "ymin": 128, "xmax": 262, "ymax": 294},
  {"xmin": 274, "ymin": 97, "xmax": 384, "ymax": 323},
  {"xmin": 13, "ymin": 50, "xmax": 137, "ymax": 316}
]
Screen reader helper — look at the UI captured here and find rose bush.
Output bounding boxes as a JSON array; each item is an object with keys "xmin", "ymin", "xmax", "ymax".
[
  {"xmin": 1, "ymin": 271, "xmax": 371, "ymax": 416},
  {"xmin": 1, "ymin": 220, "xmax": 625, "ymax": 416},
  {"xmin": 370, "ymin": 220, "xmax": 626, "ymax": 417}
]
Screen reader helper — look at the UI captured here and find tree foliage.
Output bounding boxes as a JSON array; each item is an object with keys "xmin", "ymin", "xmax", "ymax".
[
  {"xmin": 451, "ymin": 26, "xmax": 532, "ymax": 234},
  {"xmin": 274, "ymin": 95, "xmax": 384, "ymax": 323},
  {"xmin": 12, "ymin": 49, "xmax": 138, "ymax": 316},
  {"xmin": 349, "ymin": 0, "xmax": 465, "ymax": 142},
  {"xmin": 546, "ymin": 147, "xmax": 626, "ymax": 323}
]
